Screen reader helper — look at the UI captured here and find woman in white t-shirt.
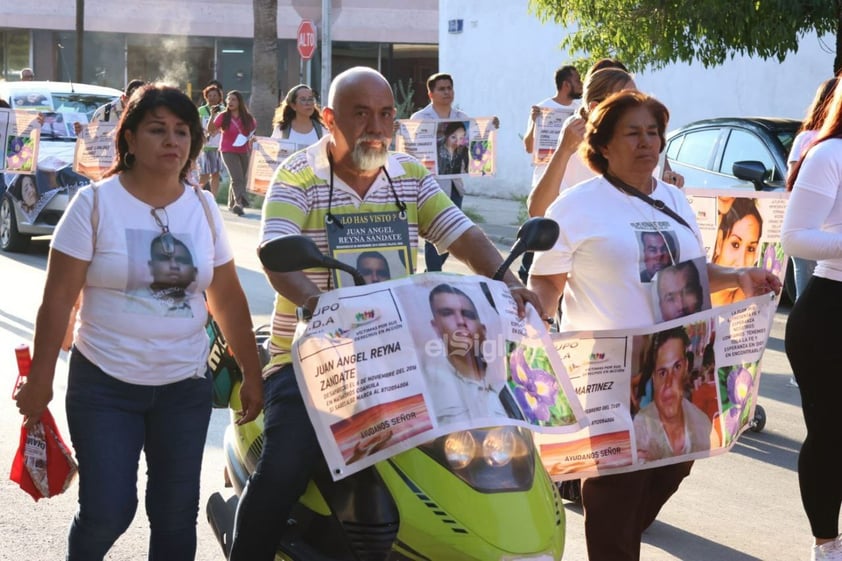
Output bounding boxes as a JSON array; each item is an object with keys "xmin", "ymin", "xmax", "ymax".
[
  {"xmin": 782, "ymin": 77, "xmax": 842, "ymax": 561},
  {"xmin": 786, "ymin": 77, "xmax": 838, "ymax": 301},
  {"xmin": 270, "ymin": 84, "xmax": 324, "ymax": 146},
  {"xmin": 528, "ymin": 90, "xmax": 779, "ymax": 561},
  {"xmin": 14, "ymin": 84, "xmax": 264, "ymax": 561}
]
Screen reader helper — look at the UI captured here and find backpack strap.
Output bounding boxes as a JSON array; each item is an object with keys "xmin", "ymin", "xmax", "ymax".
[
  {"xmin": 90, "ymin": 183, "xmax": 100, "ymax": 253},
  {"xmin": 193, "ymin": 185, "xmax": 217, "ymax": 244}
]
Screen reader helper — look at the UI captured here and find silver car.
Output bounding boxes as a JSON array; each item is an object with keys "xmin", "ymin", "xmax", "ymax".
[{"xmin": 0, "ymin": 81, "xmax": 121, "ymax": 252}]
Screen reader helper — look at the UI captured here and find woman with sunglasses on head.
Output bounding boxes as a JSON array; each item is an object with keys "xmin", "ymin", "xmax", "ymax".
[
  {"xmin": 270, "ymin": 84, "xmax": 324, "ymax": 146},
  {"xmin": 14, "ymin": 83, "xmax": 264, "ymax": 561}
]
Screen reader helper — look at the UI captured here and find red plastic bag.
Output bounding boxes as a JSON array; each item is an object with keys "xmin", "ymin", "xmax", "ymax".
[{"xmin": 10, "ymin": 408, "xmax": 78, "ymax": 501}]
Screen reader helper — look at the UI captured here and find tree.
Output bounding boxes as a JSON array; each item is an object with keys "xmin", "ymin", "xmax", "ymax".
[
  {"xmin": 528, "ymin": 0, "xmax": 842, "ymax": 74},
  {"xmin": 252, "ymin": 0, "xmax": 279, "ymax": 137}
]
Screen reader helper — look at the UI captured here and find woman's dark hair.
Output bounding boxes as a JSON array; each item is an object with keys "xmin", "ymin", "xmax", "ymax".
[
  {"xmin": 713, "ymin": 198, "xmax": 763, "ymax": 264},
  {"xmin": 272, "ymin": 84, "xmax": 323, "ymax": 131},
  {"xmin": 220, "ymin": 90, "xmax": 255, "ymax": 133},
  {"xmin": 105, "ymin": 84, "xmax": 204, "ymax": 181},
  {"xmin": 787, "ymin": 77, "xmax": 841, "ymax": 191},
  {"xmin": 582, "ymin": 90, "xmax": 669, "ymax": 175},
  {"xmin": 441, "ymin": 121, "xmax": 467, "ymax": 141}
]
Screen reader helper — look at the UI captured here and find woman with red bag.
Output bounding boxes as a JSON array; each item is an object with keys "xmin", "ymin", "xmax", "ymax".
[{"xmin": 15, "ymin": 84, "xmax": 264, "ymax": 561}]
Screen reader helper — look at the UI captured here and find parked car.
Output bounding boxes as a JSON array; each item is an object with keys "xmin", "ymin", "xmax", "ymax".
[
  {"xmin": 0, "ymin": 80, "xmax": 122, "ymax": 252},
  {"xmin": 665, "ymin": 116, "xmax": 802, "ymax": 301}
]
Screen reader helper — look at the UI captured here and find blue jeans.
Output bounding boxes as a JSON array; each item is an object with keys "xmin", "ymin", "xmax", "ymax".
[
  {"xmin": 65, "ymin": 350, "xmax": 212, "ymax": 561},
  {"xmin": 229, "ymin": 365, "xmax": 327, "ymax": 561},
  {"xmin": 425, "ymin": 183, "xmax": 464, "ymax": 272}
]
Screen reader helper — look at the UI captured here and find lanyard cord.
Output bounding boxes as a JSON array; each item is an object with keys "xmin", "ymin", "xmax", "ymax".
[{"xmin": 325, "ymin": 150, "xmax": 407, "ymax": 227}]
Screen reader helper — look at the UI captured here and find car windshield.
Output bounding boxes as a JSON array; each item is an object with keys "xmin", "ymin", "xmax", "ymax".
[
  {"xmin": 12, "ymin": 91, "xmax": 118, "ymax": 141},
  {"xmin": 776, "ymin": 130, "xmax": 797, "ymax": 158}
]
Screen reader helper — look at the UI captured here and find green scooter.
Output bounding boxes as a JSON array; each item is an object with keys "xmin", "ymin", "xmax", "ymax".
[{"xmin": 207, "ymin": 218, "xmax": 566, "ymax": 561}]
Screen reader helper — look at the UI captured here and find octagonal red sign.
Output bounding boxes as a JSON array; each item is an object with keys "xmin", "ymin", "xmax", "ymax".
[{"xmin": 297, "ymin": 20, "xmax": 317, "ymax": 60}]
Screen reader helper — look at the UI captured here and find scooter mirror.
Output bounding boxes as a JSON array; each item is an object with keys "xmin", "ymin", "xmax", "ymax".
[
  {"xmin": 492, "ymin": 217, "xmax": 559, "ymax": 281},
  {"xmin": 517, "ymin": 217, "xmax": 559, "ymax": 253},
  {"xmin": 258, "ymin": 235, "xmax": 325, "ymax": 272},
  {"xmin": 258, "ymin": 235, "xmax": 366, "ymax": 286}
]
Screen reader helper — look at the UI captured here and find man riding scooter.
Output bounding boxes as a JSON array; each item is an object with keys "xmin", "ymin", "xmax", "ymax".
[{"xmin": 227, "ymin": 66, "xmax": 544, "ymax": 561}]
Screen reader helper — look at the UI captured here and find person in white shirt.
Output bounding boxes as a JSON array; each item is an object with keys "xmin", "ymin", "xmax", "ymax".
[
  {"xmin": 523, "ymin": 64, "xmax": 583, "ymax": 187},
  {"xmin": 270, "ymin": 84, "xmax": 324, "ymax": 146}
]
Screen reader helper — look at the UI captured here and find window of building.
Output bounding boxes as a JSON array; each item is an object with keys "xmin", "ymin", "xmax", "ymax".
[{"xmin": 0, "ymin": 29, "xmax": 32, "ymax": 82}]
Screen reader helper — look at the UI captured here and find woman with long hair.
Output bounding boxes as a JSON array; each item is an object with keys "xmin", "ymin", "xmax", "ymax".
[
  {"xmin": 270, "ymin": 84, "xmax": 324, "ymax": 146},
  {"xmin": 782, "ymin": 77, "xmax": 842, "ymax": 561},
  {"xmin": 436, "ymin": 121, "xmax": 469, "ymax": 175},
  {"xmin": 787, "ymin": 77, "xmax": 839, "ymax": 301},
  {"xmin": 209, "ymin": 90, "xmax": 256, "ymax": 216},
  {"xmin": 711, "ymin": 197, "xmax": 763, "ymax": 306}
]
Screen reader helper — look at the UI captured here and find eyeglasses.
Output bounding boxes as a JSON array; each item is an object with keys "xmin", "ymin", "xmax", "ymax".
[
  {"xmin": 296, "ymin": 97, "xmax": 316, "ymax": 104},
  {"xmin": 150, "ymin": 207, "xmax": 175, "ymax": 257}
]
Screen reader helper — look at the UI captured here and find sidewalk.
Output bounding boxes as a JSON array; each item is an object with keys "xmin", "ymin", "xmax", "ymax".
[{"xmin": 461, "ymin": 193, "xmax": 523, "ymax": 247}]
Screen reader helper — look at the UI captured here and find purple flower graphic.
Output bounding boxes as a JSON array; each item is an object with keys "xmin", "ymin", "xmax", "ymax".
[
  {"xmin": 727, "ymin": 367, "xmax": 753, "ymax": 407},
  {"xmin": 763, "ymin": 244, "xmax": 782, "ymax": 277},
  {"xmin": 724, "ymin": 406, "xmax": 742, "ymax": 437},
  {"xmin": 510, "ymin": 347, "xmax": 559, "ymax": 423}
]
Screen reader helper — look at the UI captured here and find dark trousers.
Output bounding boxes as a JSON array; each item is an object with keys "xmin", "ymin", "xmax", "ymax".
[
  {"xmin": 228, "ymin": 365, "xmax": 328, "ymax": 561},
  {"xmin": 425, "ymin": 183, "xmax": 464, "ymax": 272},
  {"xmin": 786, "ymin": 276, "xmax": 842, "ymax": 539},
  {"xmin": 65, "ymin": 350, "xmax": 212, "ymax": 561},
  {"xmin": 582, "ymin": 462, "xmax": 693, "ymax": 561}
]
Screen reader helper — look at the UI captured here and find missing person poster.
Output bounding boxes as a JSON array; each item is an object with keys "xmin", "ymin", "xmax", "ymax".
[
  {"xmin": 291, "ymin": 273, "xmax": 588, "ymax": 480},
  {"xmin": 246, "ymin": 136, "xmax": 299, "ymax": 195},
  {"xmin": 532, "ymin": 107, "xmax": 576, "ymax": 166},
  {"xmin": 395, "ymin": 117, "xmax": 498, "ymax": 178},
  {"xmin": 73, "ymin": 122, "xmax": 117, "ymax": 180},
  {"xmin": 0, "ymin": 109, "xmax": 41, "ymax": 173},
  {"xmin": 536, "ymin": 292, "xmax": 777, "ymax": 480},
  {"xmin": 684, "ymin": 187, "xmax": 790, "ymax": 307}
]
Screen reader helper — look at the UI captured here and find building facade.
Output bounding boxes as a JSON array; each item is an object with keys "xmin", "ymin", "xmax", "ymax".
[
  {"xmin": 440, "ymin": 0, "xmax": 834, "ymax": 197},
  {"xmin": 1, "ymin": 0, "xmax": 438, "ymax": 111}
]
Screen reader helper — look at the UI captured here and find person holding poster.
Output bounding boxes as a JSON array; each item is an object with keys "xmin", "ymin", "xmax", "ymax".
[
  {"xmin": 523, "ymin": 64, "xmax": 582, "ymax": 187},
  {"xmin": 229, "ymin": 66, "xmax": 542, "ymax": 561},
  {"xmin": 411, "ymin": 73, "xmax": 499, "ymax": 272},
  {"xmin": 782, "ymin": 78, "xmax": 842, "ymax": 561},
  {"xmin": 425, "ymin": 283, "xmax": 508, "ymax": 424},
  {"xmin": 528, "ymin": 90, "xmax": 779, "ymax": 561},
  {"xmin": 632, "ymin": 327, "xmax": 712, "ymax": 461}
]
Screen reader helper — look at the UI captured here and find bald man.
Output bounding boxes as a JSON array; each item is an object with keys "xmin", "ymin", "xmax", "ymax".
[{"xmin": 230, "ymin": 66, "xmax": 543, "ymax": 560}]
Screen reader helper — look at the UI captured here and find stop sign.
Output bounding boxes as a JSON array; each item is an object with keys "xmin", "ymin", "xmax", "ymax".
[{"xmin": 297, "ymin": 20, "xmax": 317, "ymax": 60}]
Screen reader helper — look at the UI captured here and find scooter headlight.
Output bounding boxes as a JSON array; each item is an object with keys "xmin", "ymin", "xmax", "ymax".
[
  {"xmin": 482, "ymin": 426, "xmax": 526, "ymax": 467},
  {"xmin": 420, "ymin": 427, "xmax": 536, "ymax": 492},
  {"xmin": 444, "ymin": 430, "xmax": 477, "ymax": 469}
]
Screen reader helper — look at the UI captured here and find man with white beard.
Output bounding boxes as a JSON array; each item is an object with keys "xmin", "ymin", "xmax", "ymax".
[{"xmin": 228, "ymin": 66, "xmax": 543, "ymax": 561}]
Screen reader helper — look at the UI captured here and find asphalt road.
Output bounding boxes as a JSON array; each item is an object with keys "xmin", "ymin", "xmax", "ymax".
[{"xmin": 0, "ymin": 206, "xmax": 812, "ymax": 561}]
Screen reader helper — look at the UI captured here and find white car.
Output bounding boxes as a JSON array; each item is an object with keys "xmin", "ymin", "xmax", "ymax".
[{"xmin": 0, "ymin": 80, "xmax": 122, "ymax": 252}]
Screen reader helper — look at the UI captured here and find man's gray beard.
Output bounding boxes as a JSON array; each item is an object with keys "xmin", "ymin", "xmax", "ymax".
[{"xmin": 352, "ymin": 142, "xmax": 388, "ymax": 171}]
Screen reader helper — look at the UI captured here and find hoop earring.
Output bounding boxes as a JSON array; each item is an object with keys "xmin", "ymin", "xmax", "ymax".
[{"xmin": 123, "ymin": 152, "xmax": 135, "ymax": 168}]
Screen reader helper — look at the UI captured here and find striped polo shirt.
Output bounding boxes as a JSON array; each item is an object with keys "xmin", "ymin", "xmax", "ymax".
[{"xmin": 260, "ymin": 134, "xmax": 474, "ymax": 373}]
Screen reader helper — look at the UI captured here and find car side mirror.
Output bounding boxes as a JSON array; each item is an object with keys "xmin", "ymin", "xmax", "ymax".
[{"xmin": 732, "ymin": 160, "xmax": 768, "ymax": 191}]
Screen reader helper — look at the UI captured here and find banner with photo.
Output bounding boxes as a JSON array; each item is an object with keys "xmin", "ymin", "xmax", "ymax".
[
  {"xmin": 537, "ymin": 292, "xmax": 777, "ymax": 480},
  {"xmin": 246, "ymin": 136, "xmax": 300, "ymax": 195},
  {"xmin": 683, "ymin": 187, "xmax": 790, "ymax": 307},
  {"xmin": 73, "ymin": 122, "xmax": 117, "ymax": 180},
  {"xmin": 0, "ymin": 109, "xmax": 41, "ymax": 173},
  {"xmin": 291, "ymin": 273, "xmax": 588, "ymax": 480},
  {"xmin": 395, "ymin": 117, "xmax": 497, "ymax": 178},
  {"xmin": 532, "ymin": 107, "xmax": 575, "ymax": 166}
]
